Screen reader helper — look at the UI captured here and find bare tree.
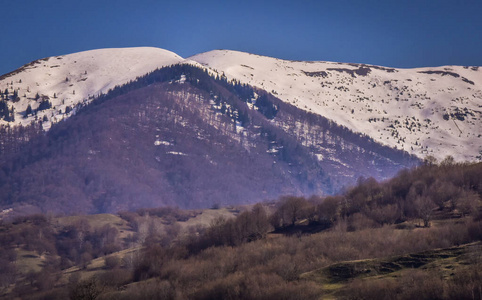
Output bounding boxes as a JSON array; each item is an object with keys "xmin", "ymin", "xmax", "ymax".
[
  {"xmin": 415, "ymin": 196, "xmax": 437, "ymax": 227},
  {"xmin": 250, "ymin": 203, "xmax": 271, "ymax": 238},
  {"xmin": 274, "ymin": 196, "xmax": 310, "ymax": 227}
]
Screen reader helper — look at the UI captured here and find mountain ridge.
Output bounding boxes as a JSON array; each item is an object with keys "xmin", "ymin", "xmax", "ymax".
[{"xmin": 190, "ymin": 50, "xmax": 481, "ymax": 161}]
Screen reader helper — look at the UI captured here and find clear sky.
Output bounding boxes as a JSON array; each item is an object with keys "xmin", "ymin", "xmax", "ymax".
[{"xmin": 1, "ymin": 0, "xmax": 482, "ymax": 75}]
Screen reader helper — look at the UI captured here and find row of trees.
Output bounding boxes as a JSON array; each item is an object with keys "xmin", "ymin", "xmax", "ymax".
[{"xmin": 266, "ymin": 158, "xmax": 481, "ymax": 233}]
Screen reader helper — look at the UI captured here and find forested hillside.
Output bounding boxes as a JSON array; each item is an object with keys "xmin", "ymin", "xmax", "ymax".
[{"xmin": 0, "ymin": 65, "xmax": 418, "ymax": 215}]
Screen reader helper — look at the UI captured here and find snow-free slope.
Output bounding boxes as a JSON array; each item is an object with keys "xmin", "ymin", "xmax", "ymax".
[
  {"xmin": 0, "ymin": 47, "xmax": 183, "ymax": 128},
  {"xmin": 190, "ymin": 50, "xmax": 482, "ymax": 161}
]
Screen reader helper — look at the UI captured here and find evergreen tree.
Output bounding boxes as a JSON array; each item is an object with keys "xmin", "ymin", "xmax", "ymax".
[
  {"xmin": 37, "ymin": 100, "xmax": 52, "ymax": 111},
  {"xmin": 25, "ymin": 104, "xmax": 33, "ymax": 117},
  {"xmin": 0, "ymin": 100, "xmax": 8, "ymax": 120},
  {"xmin": 7, "ymin": 106, "xmax": 15, "ymax": 122},
  {"xmin": 12, "ymin": 90, "xmax": 18, "ymax": 101},
  {"xmin": 254, "ymin": 94, "xmax": 278, "ymax": 119},
  {"xmin": 0, "ymin": 101, "xmax": 15, "ymax": 121}
]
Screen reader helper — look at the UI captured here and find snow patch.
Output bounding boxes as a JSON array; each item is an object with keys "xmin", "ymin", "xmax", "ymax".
[
  {"xmin": 154, "ymin": 140, "xmax": 172, "ymax": 146},
  {"xmin": 166, "ymin": 151, "xmax": 187, "ymax": 156}
]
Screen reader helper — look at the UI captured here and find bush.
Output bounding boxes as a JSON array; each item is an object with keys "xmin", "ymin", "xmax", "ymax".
[
  {"xmin": 104, "ymin": 256, "xmax": 120, "ymax": 269},
  {"xmin": 98, "ymin": 269, "xmax": 131, "ymax": 287},
  {"xmin": 113, "ymin": 279, "xmax": 177, "ymax": 300},
  {"xmin": 191, "ymin": 272, "xmax": 321, "ymax": 300},
  {"xmin": 468, "ymin": 220, "xmax": 482, "ymax": 241},
  {"xmin": 70, "ymin": 276, "xmax": 104, "ymax": 300}
]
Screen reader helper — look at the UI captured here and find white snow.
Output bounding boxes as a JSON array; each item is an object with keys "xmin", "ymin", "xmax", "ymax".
[
  {"xmin": 166, "ymin": 151, "xmax": 187, "ymax": 156},
  {"xmin": 0, "ymin": 47, "xmax": 183, "ymax": 128},
  {"xmin": 154, "ymin": 140, "xmax": 172, "ymax": 146},
  {"xmin": 189, "ymin": 50, "xmax": 482, "ymax": 162}
]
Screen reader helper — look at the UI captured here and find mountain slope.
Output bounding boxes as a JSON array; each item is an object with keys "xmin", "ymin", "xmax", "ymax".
[
  {"xmin": 0, "ymin": 65, "xmax": 418, "ymax": 214},
  {"xmin": 0, "ymin": 47, "xmax": 183, "ymax": 128},
  {"xmin": 189, "ymin": 50, "xmax": 482, "ymax": 161}
]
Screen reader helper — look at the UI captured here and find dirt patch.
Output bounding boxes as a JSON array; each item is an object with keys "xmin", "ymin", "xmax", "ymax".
[
  {"xmin": 302, "ymin": 70, "xmax": 329, "ymax": 78},
  {"xmin": 418, "ymin": 70, "xmax": 460, "ymax": 78},
  {"xmin": 327, "ymin": 67, "xmax": 371, "ymax": 77}
]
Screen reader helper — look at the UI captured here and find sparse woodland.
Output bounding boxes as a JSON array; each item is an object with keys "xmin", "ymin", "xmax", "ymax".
[{"xmin": 0, "ymin": 160, "xmax": 481, "ymax": 299}]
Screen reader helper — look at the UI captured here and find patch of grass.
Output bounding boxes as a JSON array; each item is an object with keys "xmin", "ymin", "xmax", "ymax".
[
  {"xmin": 301, "ymin": 241, "xmax": 481, "ymax": 297},
  {"xmin": 177, "ymin": 208, "xmax": 237, "ymax": 230},
  {"xmin": 15, "ymin": 249, "xmax": 45, "ymax": 273},
  {"xmin": 56, "ymin": 213, "xmax": 126, "ymax": 228},
  {"xmin": 61, "ymin": 247, "xmax": 141, "ymax": 284}
]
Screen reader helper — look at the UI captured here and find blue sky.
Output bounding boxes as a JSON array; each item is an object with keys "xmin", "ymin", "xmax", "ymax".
[{"xmin": 1, "ymin": 0, "xmax": 482, "ymax": 75}]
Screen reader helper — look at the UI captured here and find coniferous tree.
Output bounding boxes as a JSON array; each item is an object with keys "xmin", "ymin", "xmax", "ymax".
[
  {"xmin": 0, "ymin": 101, "xmax": 15, "ymax": 121},
  {"xmin": 37, "ymin": 100, "xmax": 52, "ymax": 111},
  {"xmin": 7, "ymin": 107, "xmax": 15, "ymax": 122},
  {"xmin": 25, "ymin": 105, "xmax": 33, "ymax": 117},
  {"xmin": 12, "ymin": 90, "xmax": 19, "ymax": 101},
  {"xmin": 0, "ymin": 100, "xmax": 8, "ymax": 120}
]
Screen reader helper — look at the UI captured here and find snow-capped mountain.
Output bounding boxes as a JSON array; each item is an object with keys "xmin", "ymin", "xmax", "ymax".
[
  {"xmin": 189, "ymin": 50, "xmax": 482, "ymax": 162},
  {"xmin": 1, "ymin": 47, "xmax": 481, "ymax": 162},
  {"xmin": 0, "ymin": 47, "xmax": 183, "ymax": 128}
]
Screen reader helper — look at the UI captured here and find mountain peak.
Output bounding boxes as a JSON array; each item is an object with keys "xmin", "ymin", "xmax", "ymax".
[{"xmin": 0, "ymin": 47, "xmax": 184, "ymax": 128}]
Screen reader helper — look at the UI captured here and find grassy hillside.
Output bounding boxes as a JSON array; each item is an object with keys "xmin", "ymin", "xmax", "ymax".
[
  {"xmin": 302, "ymin": 242, "xmax": 482, "ymax": 299},
  {"xmin": 0, "ymin": 161, "xmax": 480, "ymax": 299}
]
